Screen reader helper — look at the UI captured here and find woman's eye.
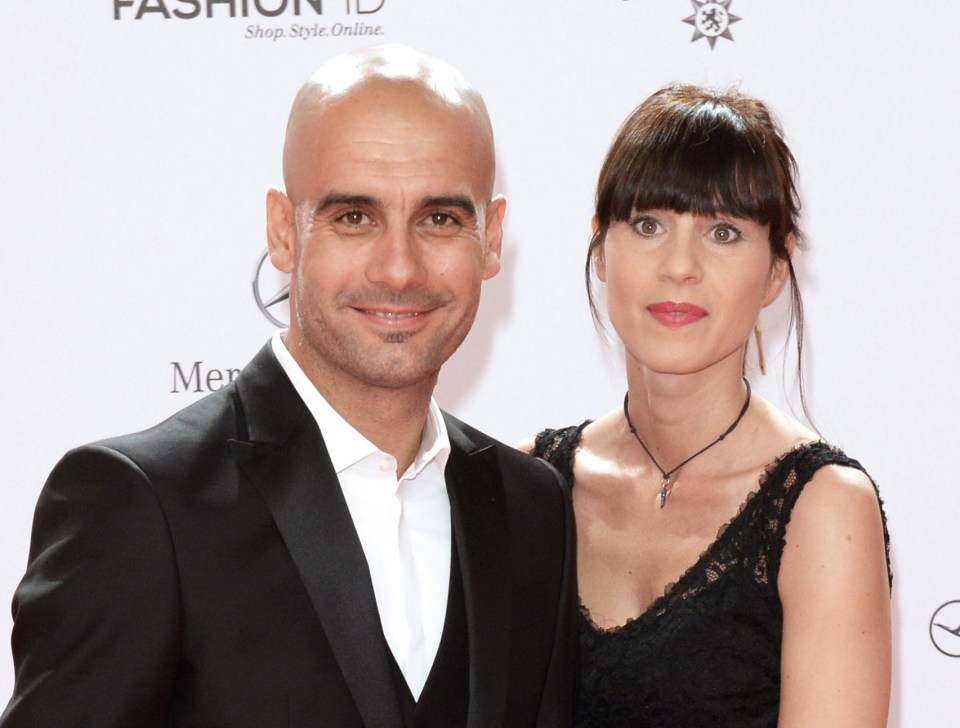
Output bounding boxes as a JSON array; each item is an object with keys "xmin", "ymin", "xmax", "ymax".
[
  {"xmin": 711, "ymin": 223, "xmax": 742, "ymax": 243},
  {"xmin": 633, "ymin": 217, "xmax": 662, "ymax": 236}
]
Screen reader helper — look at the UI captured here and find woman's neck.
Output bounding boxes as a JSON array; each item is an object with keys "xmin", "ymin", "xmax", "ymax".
[{"xmin": 623, "ymin": 359, "xmax": 751, "ymax": 473}]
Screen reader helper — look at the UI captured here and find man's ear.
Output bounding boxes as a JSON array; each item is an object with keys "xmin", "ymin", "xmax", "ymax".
[
  {"xmin": 482, "ymin": 195, "xmax": 506, "ymax": 280},
  {"xmin": 591, "ymin": 216, "xmax": 607, "ymax": 282},
  {"xmin": 763, "ymin": 232, "xmax": 797, "ymax": 306},
  {"xmin": 266, "ymin": 188, "xmax": 297, "ymax": 274}
]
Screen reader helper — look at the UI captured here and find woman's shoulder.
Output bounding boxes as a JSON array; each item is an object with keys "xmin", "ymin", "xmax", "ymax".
[
  {"xmin": 787, "ymin": 444, "xmax": 886, "ymax": 544},
  {"xmin": 777, "ymin": 445, "xmax": 892, "ymax": 600},
  {"xmin": 763, "ymin": 440, "xmax": 876, "ymax": 496},
  {"xmin": 797, "ymin": 458, "xmax": 882, "ymax": 531},
  {"xmin": 747, "ymin": 397, "xmax": 875, "ymax": 498},
  {"xmin": 755, "ymin": 439, "xmax": 881, "ymax": 526},
  {"xmin": 758, "ymin": 439, "xmax": 892, "ymax": 588}
]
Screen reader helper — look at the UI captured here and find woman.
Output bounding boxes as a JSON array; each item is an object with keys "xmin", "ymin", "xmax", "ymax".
[{"xmin": 530, "ymin": 85, "xmax": 892, "ymax": 727}]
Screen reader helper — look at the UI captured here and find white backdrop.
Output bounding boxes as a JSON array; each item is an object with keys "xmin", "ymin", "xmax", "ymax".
[{"xmin": 1, "ymin": 1, "xmax": 958, "ymax": 724}]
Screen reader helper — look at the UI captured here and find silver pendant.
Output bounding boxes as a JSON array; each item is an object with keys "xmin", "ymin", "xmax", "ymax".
[{"xmin": 659, "ymin": 476, "xmax": 671, "ymax": 509}]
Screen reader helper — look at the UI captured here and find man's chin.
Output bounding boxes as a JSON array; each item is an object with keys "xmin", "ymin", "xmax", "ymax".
[
  {"xmin": 342, "ymin": 348, "xmax": 446, "ymax": 391},
  {"xmin": 356, "ymin": 366, "xmax": 442, "ymax": 391}
]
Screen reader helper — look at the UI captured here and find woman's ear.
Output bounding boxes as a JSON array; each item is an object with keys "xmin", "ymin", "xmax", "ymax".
[
  {"xmin": 763, "ymin": 233, "xmax": 796, "ymax": 306},
  {"xmin": 592, "ymin": 216, "xmax": 607, "ymax": 282}
]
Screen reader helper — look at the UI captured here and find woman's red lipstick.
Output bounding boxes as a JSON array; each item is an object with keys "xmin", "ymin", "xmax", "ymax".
[{"xmin": 647, "ymin": 301, "xmax": 708, "ymax": 328}]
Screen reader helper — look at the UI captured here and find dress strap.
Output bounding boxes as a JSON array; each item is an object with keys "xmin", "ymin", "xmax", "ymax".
[
  {"xmin": 532, "ymin": 423, "xmax": 589, "ymax": 486},
  {"xmin": 757, "ymin": 442, "xmax": 892, "ymax": 588}
]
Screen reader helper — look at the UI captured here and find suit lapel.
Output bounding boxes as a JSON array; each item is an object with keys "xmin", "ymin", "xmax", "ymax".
[
  {"xmin": 445, "ymin": 416, "xmax": 510, "ymax": 728},
  {"xmin": 228, "ymin": 345, "xmax": 405, "ymax": 728}
]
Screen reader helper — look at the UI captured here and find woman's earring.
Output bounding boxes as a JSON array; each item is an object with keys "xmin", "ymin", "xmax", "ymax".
[{"xmin": 754, "ymin": 324, "xmax": 766, "ymax": 375}]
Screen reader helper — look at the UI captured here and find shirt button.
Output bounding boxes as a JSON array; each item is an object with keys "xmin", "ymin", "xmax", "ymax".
[{"xmin": 379, "ymin": 458, "xmax": 393, "ymax": 472}]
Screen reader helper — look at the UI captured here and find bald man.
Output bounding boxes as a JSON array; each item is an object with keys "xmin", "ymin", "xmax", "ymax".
[{"xmin": 1, "ymin": 46, "xmax": 576, "ymax": 728}]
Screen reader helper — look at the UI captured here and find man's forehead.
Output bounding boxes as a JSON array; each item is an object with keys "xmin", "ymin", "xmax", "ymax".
[
  {"xmin": 303, "ymin": 149, "xmax": 488, "ymax": 206},
  {"xmin": 284, "ymin": 46, "xmax": 495, "ymax": 203},
  {"xmin": 312, "ymin": 77, "xmax": 473, "ymax": 129}
]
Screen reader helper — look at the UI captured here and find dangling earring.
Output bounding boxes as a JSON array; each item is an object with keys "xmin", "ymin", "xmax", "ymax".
[{"xmin": 754, "ymin": 324, "xmax": 766, "ymax": 376}]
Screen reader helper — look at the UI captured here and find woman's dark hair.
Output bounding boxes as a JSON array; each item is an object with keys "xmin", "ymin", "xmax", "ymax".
[{"xmin": 586, "ymin": 83, "xmax": 809, "ymax": 417}]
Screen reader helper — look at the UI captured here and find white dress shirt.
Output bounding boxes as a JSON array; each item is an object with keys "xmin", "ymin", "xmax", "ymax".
[{"xmin": 271, "ymin": 332, "xmax": 451, "ymax": 700}]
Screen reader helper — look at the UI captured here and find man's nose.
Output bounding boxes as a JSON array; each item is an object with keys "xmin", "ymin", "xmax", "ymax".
[{"xmin": 365, "ymin": 226, "xmax": 429, "ymax": 289}]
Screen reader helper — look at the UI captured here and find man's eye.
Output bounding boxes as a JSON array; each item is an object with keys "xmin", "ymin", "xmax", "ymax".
[
  {"xmin": 422, "ymin": 212, "xmax": 465, "ymax": 236},
  {"xmin": 339, "ymin": 210, "xmax": 367, "ymax": 226},
  {"xmin": 429, "ymin": 212, "xmax": 455, "ymax": 227}
]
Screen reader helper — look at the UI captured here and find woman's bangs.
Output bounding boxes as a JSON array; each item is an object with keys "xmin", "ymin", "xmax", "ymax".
[{"xmin": 610, "ymin": 138, "xmax": 779, "ymax": 225}]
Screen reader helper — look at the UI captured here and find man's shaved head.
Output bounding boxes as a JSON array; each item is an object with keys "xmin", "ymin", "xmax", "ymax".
[
  {"xmin": 282, "ymin": 44, "xmax": 496, "ymax": 204},
  {"xmin": 265, "ymin": 44, "xmax": 505, "ymax": 401}
]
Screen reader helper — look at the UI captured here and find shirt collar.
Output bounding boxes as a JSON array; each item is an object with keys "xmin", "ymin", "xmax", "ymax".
[{"xmin": 271, "ymin": 330, "xmax": 450, "ymax": 477}]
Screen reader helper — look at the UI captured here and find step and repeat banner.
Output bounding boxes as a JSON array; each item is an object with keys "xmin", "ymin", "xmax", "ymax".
[{"xmin": 1, "ymin": 1, "xmax": 957, "ymax": 723}]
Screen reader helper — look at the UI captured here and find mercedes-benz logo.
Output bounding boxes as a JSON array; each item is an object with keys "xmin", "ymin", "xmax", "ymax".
[
  {"xmin": 253, "ymin": 248, "xmax": 290, "ymax": 328},
  {"xmin": 930, "ymin": 600, "xmax": 960, "ymax": 657}
]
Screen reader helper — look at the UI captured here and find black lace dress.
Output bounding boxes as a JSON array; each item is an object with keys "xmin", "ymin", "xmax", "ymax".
[{"xmin": 533, "ymin": 425, "xmax": 891, "ymax": 728}]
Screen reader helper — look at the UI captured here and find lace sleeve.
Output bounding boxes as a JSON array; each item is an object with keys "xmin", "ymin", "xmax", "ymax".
[
  {"xmin": 760, "ymin": 443, "xmax": 893, "ymax": 589},
  {"xmin": 532, "ymin": 423, "xmax": 590, "ymax": 487}
]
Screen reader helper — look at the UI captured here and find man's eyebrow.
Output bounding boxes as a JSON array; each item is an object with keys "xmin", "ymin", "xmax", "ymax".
[
  {"xmin": 312, "ymin": 194, "xmax": 479, "ymax": 219},
  {"xmin": 313, "ymin": 193, "xmax": 379, "ymax": 215},
  {"xmin": 423, "ymin": 196, "xmax": 478, "ymax": 219}
]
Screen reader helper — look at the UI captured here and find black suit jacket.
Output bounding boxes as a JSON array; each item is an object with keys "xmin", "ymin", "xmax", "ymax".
[{"xmin": 1, "ymin": 343, "xmax": 576, "ymax": 727}]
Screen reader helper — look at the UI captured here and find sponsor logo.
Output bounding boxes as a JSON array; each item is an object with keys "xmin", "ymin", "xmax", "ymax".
[
  {"xmin": 113, "ymin": 0, "xmax": 389, "ymax": 38},
  {"xmin": 930, "ymin": 600, "xmax": 960, "ymax": 657},
  {"xmin": 171, "ymin": 361, "xmax": 241, "ymax": 393},
  {"xmin": 245, "ymin": 21, "xmax": 383, "ymax": 40},
  {"xmin": 253, "ymin": 248, "xmax": 290, "ymax": 328},
  {"xmin": 113, "ymin": 0, "xmax": 385, "ymax": 21},
  {"xmin": 682, "ymin": 0, "xmax": 740, "ymax": 49},
  {"xmin": 168, "ymin": 246, "xmax": 288, "ymax": 394}
]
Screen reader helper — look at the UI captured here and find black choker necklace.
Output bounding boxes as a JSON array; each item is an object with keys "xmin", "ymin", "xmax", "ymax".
[{"xmin": 623, "ymin": 378, "xmax": 752, "ymax": 509}]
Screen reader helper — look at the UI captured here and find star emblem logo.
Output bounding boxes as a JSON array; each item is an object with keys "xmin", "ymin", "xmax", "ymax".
[{"xmin": 683, "ymin": 0, "xmax": 741, "ymax": 49}]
